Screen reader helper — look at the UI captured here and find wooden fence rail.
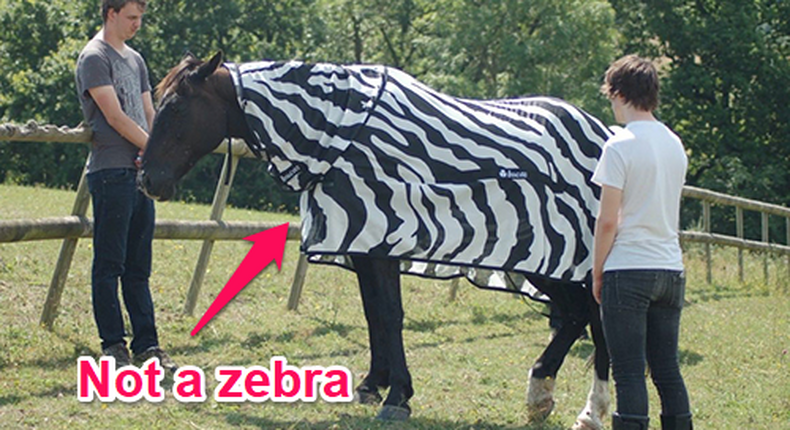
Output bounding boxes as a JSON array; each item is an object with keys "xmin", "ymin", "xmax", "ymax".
[
  {"xmin": 681, "ymin": 186, "xmax": 790, "ymax": 284},
  {"xmin": 0, "ymin": 216, "xmax": 302, "ymax": 243},
  {"xmin": 2, "ymin": 122, "xmax": 789, "ymax": 329},
  {"xmin": 2, "ymin": 122, "xmax": 273, "ymax": 329}
]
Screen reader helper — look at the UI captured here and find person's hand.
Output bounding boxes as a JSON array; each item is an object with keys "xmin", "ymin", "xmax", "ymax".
[
  {"xmin": 135, "ymin": 149, "xmax": 144, "ymax": 169},
  {"xmin": 592, "ymin": 272, "xmax": 603, "ymax": 305}
]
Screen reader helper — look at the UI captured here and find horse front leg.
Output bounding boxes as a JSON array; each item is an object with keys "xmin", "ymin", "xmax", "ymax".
[
  {"xmin": 573, "ymin": 294, "xmax": 611, "ymax": 430},
  {"xmin": 353, "ymin": 257, "xmax": 389, "ymax": 405},
  {"xmin": 351, "ymin": 255, "xmax": 413, "ymax": 421}
]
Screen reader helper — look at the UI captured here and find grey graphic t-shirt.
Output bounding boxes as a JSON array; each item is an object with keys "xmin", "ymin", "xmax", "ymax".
[{"xmin": 76, "ymin": 38, "xmax": 151, "ymax": 173}]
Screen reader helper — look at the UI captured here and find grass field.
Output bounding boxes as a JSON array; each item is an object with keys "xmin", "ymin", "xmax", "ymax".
[{"xmin": 0, "ymin": 183, "xmax": 788, "ymax": 429}]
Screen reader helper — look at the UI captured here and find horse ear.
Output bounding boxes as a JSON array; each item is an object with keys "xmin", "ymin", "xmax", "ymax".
[{"xmin": 192, "ymin": 51, "xmax": 224, "ymax": 81}]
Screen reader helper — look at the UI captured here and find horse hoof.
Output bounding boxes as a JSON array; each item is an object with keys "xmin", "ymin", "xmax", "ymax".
[
  {"xmin": 353, "ymin": 388, "xmax": 383, "ymax": 405},
  {"xmin": 572, "ymin": 414, "xmax": 603, "ymax": 430},
  {"xmin": 526, "ymin": 397, "xmax": 555, "ymax": 422},
  {"xmin": 572, "ymin": 375, "xmax": 609, "ymax": 430},
  {"xmin": 375, "ymin": 405, "xmax": 411, "ymax": 421},
  {"xmin": 526, "ymin": 373, "xmax": 556, "ymax": 421}
]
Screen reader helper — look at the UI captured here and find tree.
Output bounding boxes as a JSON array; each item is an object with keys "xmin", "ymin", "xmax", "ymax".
[
  {"xmin": 417, "ymin": 0, "xmax": 619, "ymax": 119},
  {"xmin": 304, "ymin": 0, "xmax": 437, "ymax": 68},
  {"xmin": 1, "ymin": 0, "xmax": 621, "ymax": 214},
  {"xmin": 0, "ymin": 0, "xmax": 95, "ymax": 187},
  {"xmin": 306, "ymin": 0, "xmax": 619, "ymax": 119},
  {"xmin": 609, "ymin": 0, "xmax": 790, "ymax": 236}
]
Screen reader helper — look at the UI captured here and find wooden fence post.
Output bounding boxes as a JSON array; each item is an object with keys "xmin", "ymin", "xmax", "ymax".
[
  {"xmin": 703, "ymin": 201, "xmax": 712, "ymax": 284},
  {"xmin": 40, "ymin": 160, "xmax": 91, "ymax": 329},
  {"xmin": 287, "ymin": 253, "xmax": 310, "ymax": 310},
  {"xmin": 183, "ymin": 153, "xmax": 238, "ymax": 316},
  {"xmin": 762, "ymin": 212, "xmax": 769, "ymax": 284},
  {"xmin": 448, "ymin": 277, "xmax": 460, "ymax": 302},
  {"xmin": 736, "ymin": 207, "xmax": 744, "ymax": 283}
]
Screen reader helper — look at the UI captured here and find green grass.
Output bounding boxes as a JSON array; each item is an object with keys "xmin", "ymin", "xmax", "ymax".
[{"xmin": 0, "ymin": 183, "xmax": 788, "ymax": 429}]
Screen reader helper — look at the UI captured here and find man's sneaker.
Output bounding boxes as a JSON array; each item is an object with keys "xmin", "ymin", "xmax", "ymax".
[
  {"xmin": 134, "ymin": 346, "xmax": 178, "ymax": 373},
  {"xmin": 102, "ymin": 342, "xmax": 131, "ymax": 367}
]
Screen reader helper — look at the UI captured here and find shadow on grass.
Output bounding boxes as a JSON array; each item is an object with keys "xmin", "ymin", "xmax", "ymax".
[
  {"xmin": 1, "ymin": 329, "xmax": 97, "ymax": 371},
  {"xmin": 0, "ymin": 395, "xmax": 23, "ymax": 407},
  {"xmin": 241, "ymin": 330, "xmax": 299, "ymax": 349},
  {"xmin": 461, "ymin": 330, "xmax": 521, "ymax": 345},
  {"xmin": 287, "ymin": 347, "xmax": 366, "ymax": 363},
  {"xmin": 168, "ymin": 335, "xmax": 236, "ymax": 357},
  {"xmin": 221, "ymin": 410, "xmax": 569, "ymax": 430},
  {"xmin": 0, "ymin": 354, "xmax": 78, "ymax": 372},
  {"xmin": 688, "ymin": 281, "xmax": 771, "ymax": 304},
  {"xmin": 567, "ymin": 339, "xmax": 595, "ymax": 361},
  {"xmin": 567, "ymin": 341, "xmax": 704, "ymax": 368},
  {"xmin": 0, "ymin": 383, "xmax": 74, "ymax": 406},
  {"xmin": 679, "ymin": 348, "xmax": 704, "ymax": 367},
  {"xmin": 307, "ymin": 316, "xmax": 360, "ymax": 338},
  {"xmin": 405, "ymin": 309, "xmax": 542, "ymax": 335}
]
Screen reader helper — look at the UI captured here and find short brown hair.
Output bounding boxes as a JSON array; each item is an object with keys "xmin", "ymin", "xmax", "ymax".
[
  {"xmin": 101, "ymin": 0, "xmax": 147, "ymax": 22},
  {"xmin": 601, "ymin": 55, "xmax": 659, "ymax": 112}
]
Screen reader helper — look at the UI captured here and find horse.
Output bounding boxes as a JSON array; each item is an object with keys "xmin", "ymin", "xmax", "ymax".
[{"xmin": 139, "ymin": 51, "xmax": 610, "ymax": 429}]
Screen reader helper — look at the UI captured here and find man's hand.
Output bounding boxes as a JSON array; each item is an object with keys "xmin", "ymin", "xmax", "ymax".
[
  {"xmin": 135, "ymin": 149, "xmax": 144, "ymax": 169},
  {"xmin": 88, "ymin": 85, "xmax": 149, "ymax": 150}
]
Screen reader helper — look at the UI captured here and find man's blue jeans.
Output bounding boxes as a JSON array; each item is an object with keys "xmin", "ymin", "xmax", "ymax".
[
  {"xmin": 601, "ymin": 269, "xmax": 690, "ymax": 417},
  {"xmin": 88, "ymin": 168, "xmax": 158, "ymax": 355}
]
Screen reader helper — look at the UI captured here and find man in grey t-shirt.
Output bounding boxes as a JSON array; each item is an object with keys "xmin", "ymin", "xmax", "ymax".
[
  {"xmin": 75, "ymin": 0, "xmax": 175, "ymax": 372},
  {"xmin": 77, "ymin": 36, "xmax": 150, "ymax": 172}
]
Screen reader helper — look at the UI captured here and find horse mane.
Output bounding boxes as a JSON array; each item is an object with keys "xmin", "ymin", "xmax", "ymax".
[{"xmin": 155, "ymin": 55, "xmax": 203, "ymax": 101}]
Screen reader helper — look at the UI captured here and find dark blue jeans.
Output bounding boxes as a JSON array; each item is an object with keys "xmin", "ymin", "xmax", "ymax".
[
  {"xmin": 87, "ymin": 168, "xmax": 158, "ymax": 355},
  {"xmin": 601, "ymin": 269, "xmax": 690, "ymax": 418}
]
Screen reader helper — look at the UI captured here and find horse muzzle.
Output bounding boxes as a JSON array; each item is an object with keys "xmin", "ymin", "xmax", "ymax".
[{"xmin": 137, "ymin": 169, "xmax": 176, "ymax": 201}]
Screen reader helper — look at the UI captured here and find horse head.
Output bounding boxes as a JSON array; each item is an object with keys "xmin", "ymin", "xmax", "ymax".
[{"xmin": 138, "ymin": 51, "xmax": 241, "ymax": 201}]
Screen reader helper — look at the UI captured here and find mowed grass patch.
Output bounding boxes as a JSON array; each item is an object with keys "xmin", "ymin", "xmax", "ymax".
[{"xmin": 1, "ymin": 183, "xmax": 788, "ymax": 429}]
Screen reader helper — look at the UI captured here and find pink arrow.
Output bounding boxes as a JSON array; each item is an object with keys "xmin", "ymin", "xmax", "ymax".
[{"xmin": 191, "ymin": 223, "xmax": 289, "ymax": 336}]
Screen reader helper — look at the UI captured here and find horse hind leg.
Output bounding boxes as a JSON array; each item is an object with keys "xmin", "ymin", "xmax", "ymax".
[
  {"xmin": 572, "ymin": 374, "xmax": 610, "ymax": 430},
  {"xmin": 526, "ymin": 320, "xmax": 583, "ymax": 421},
  {"xmin": 573, "ymin": 292, "xmax": 611, "ymax": 430},
  {"xmin": 525, "ymin": 277, "xmax": 589, "ymax": 422}
]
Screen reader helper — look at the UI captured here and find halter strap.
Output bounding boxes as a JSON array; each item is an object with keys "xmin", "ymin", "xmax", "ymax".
[
  {"xmin": 223, "ymin": 62, "xmax": 263, "ymax": 160},
  {"xmin": 224, "ymin": 62, "xmax": 246, "ymax": 110}
]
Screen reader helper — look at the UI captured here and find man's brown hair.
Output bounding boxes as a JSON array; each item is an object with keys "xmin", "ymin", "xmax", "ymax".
[
  {"xmin": 101, "ymin": 0, "xmax": 147, "ymax": 22},
  {"xmin": 601, "ymin": 55, "xmax": 659, "ymax": 112}
]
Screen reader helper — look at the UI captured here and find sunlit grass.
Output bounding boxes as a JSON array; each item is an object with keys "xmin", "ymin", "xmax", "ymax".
[{"xmin": 1, "ymin": 184, "xmax": 788, "ymax": 429}]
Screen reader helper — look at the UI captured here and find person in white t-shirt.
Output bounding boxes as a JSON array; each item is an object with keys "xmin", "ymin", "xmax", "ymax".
[{"xmin": 592, "ymin": 55, "xmax": 692, "ymax": 430}]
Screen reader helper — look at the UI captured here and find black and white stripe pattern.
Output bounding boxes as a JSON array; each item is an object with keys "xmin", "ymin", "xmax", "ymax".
[{"xmin": 229, "ymin": 61, "xmax": 611, "ymax": 297}]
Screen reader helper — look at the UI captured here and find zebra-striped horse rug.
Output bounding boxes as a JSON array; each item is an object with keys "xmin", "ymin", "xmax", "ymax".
[{"xmin": 228, "ymin": 61, "xmax": 611, "ymax": 299}]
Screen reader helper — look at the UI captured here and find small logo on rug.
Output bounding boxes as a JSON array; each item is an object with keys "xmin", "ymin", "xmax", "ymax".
[{"xmin": 499, "ymin": 169, "xmax": 528, "ymax": 180}]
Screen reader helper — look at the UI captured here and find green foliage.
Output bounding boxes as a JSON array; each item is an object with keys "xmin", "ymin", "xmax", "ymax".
[
  {"xmin": 1, "ymin": 0, "xmax": 623, "ymax": 213},
  {"xmin": 610, "ymin": 0, "xmax": 790, "ymax": 236},
  {"xmin": 0, "ymin": 0, "xmax": 94, "ymax": 190},
  {"xmin": 5, "ymin": 0, "xmax": 787, "ymax": 226},
  {"xmin": 416, "ymin": 0, "xmax": 619, "ymax": 119}
]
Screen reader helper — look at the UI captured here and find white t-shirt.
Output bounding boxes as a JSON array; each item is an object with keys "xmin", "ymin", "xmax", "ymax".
[{"xmin": 592, "ymin": 121, "xmax": 688, "ymax": 271}]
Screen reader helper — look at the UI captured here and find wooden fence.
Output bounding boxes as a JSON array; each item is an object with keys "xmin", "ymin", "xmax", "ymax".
[
  {"xmin": 1, "ymin": 121, "xmax": 312, "ymax": 329},
  {"xmin": 2, "ymin": 122, "xmax": 789, "ymax": 329}
]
